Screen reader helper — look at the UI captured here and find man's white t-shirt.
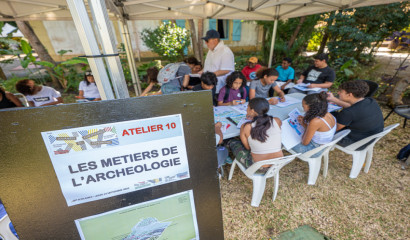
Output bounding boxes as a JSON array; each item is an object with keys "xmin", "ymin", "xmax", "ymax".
[
  {"xmin": 79, "ymin": 81, "xmax": 101, "ymax": 99},
  {"xmin": 203, "ymin": 40, "xmax": 235, "ymax": 93},
  {"xmin": 26, "ymin": 86, "xmax": 61, "ymax": 107}
]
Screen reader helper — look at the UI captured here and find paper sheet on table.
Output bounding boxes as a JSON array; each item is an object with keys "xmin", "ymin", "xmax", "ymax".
[
  {"xmin": 270, "ymin": 95, "xmax": 302, "ymax": 108},
  {"xmin": 236, "ymin": 117, "xmax": 251, "ymax": 129},
  {"xmin": 328, "ymin": 103, "xmax": 342, "ymax": 112},
  {"xmin": 231, "ymin": 102, "xmax": 248, "ymax": 115},
  {"xmin": 294, "ymin": 83, "xmax": 322, "ymax": 92},
  {"xmin": 276, "ymin": 81, "xmax": 295, "ymax": 90},
  {"xmin": 281, "ymin": 118, "xmax": 303, "ymax": 150}
]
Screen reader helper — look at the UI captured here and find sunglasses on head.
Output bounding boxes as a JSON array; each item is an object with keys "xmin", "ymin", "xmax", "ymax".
[{"xmin": 85, "ymin": 72, "xmax": 92, "ymax": 76}]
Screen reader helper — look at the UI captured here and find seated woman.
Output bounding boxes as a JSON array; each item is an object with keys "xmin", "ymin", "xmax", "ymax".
[
  {"xmin": 249, "ymin": 67, "xmax": 285, "ymax": 105},
  {"xmin": 141, "ymin": 67, "xmax": 160, "ymax": 96},
  {"xmin": 227, "ymin": 98, "xmax": 283, "ymax": 170},
  {"xmin": 0, "ymin": 87, "xmax": 23, "ymax": 109},
  {"xmin": 76, "ymin": 72, "xmax": 101, "ymax": 101},
  {"xmin": 186, "ymin": 61, "xmax": 202, "ymax": 90},
  {"xmin": 291, "ymin": 92, "xmax": 337, "ymax": 155},
  {"xmin": 217, "ymin": 71, "xmax": 247, "ymax": 106},
  {"xmin": 15, "ymin": 79, "xmax": 63, "ymax": 107}
]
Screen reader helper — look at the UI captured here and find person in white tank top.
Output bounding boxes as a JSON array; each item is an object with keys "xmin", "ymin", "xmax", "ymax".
[
  {"xmin": 291, "ymin": 92, "xmax": 336, "ymax": 156},
  {"xmin": 227, "ymin": 98, "xmax": 283, "ymax": 170}
]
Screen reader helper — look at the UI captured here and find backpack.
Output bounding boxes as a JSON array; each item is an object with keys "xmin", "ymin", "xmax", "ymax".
[
  {"xmin": 157, "ymin": 63, "xmax": 184, "ymax": 85},
  {"xmin": 397, "ymin": 144, "xmax": 410, "ymax": 161},
  {"xmin": 223, "ymin": 86, "xmax": 245, "ymax": 102}
]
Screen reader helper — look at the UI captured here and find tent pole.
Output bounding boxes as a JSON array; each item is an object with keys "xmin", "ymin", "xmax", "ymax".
[
  {"xmin": 119, "ymin": 20, "xmax": 142, "ymax": 96},
  {"xmin": 268, "ymin": 6, "xmax": 280, "ymax": 68},
  {"xmin": 66, "ymin": 0, "xmax": 114, "ymax": 100},
  {"xmin": 88, "ymin": 0, "xmax": 130, "ymax": 99}
]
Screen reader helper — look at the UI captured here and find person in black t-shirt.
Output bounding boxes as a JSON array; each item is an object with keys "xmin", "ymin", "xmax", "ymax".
[
  {"xmin": 193, "ymin": 72, "xmax": 217, "ymax": 106},
  {"xmin": 289, "ymin": 53, "xmax": 335, "ymax": 95},
  {"xmin": 335, "ymin": 80, "xmax": 384, "ymax": 147}
]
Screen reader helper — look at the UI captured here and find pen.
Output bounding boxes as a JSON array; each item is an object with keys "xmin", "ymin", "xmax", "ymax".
[{"xmin": 226, "ymin": 117, "xmax": 237, "ymax": 126}]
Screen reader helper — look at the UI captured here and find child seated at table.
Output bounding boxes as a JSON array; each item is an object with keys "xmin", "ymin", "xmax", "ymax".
[
  {"xmin": 141, "ymin": 67, "xmax": 159, "ymax": 96},
  {"xmin": 217, "ymin": 71, "xmax": 247, "ymax": 106},
  {"xmin": 227, "ymin": 98, "xmax": 283, "ymax": 170},
  {"xmin": 249, "ymin": 67, "xmax": 285, "ymax": 105},
  {"xmin": 291, "ymin": 92, "xmax": 337, "ymax": 155},
  {"xmin": 192, "ymin": 72, "xmax": 218, "ymax": 106}
]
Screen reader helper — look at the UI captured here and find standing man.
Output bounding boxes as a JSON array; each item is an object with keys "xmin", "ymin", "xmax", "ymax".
[
  {"xmin": 275, "ymin": 57, "xmax": 295, "ymax": 91},
  {"xmin": 242, "ymin": 56, "xmax": 262, "ymax": 84},
  {"xmin": 289, "ymin": 53, "xmax": 335, "ymax": 94},
  {"xmin": 202, "ymin": 30, "xmax": 235, "ymax": 94}
]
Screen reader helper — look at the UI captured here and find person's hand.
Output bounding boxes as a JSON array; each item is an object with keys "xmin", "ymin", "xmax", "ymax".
[
  {"xmin": 215, "ymin": 122, "xmax": 222, "ymax": 129},
  {"xmin": 279, "ymin": 96, "xmax": 285, "ymax": 102},
  {"xmin": 75, "ymin": 96, "xmax": 84, "ymax": 99},
  {"xmin": 281, "ymin": 85, "xmax": 286, "ymax": 91},
  {"xmin": 307, "ymin": 84, "xmax": 315, "ymax": 88},
  {"xmin": 268, "ymin": 97, "xmax": 279, "ymax": 105},
  {"xmin": 296, "ymin": 79, "xmax": 303, "ymax": 84},
  {"xmin": 240, "ymin": 99, "xmax": 246, "ymax": 104},
  {"xmin": 232, "ymin": 100, "xmax": 241, "ymax": 106},
  {"xmin": 327, "ymin": 92, "xmax": 336, "ymax": 102},
  {"xmin": 297, "ymin": 115, "xmax": 306, "ymax": 127}
]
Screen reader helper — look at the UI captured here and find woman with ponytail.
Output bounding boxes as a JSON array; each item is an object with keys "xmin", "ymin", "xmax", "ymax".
[
  {"xmin": 227, "ymin": 97, "xmax": 283, "ymax": 170},
  {"xmin": 291, "ymin": 91, "xmax": 336, "ymax": 155}
]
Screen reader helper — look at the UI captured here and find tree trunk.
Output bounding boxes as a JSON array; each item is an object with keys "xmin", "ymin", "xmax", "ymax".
[
  {"xmin": 0, "ymin": 66, "xmax": 6, "ymax": 80},
  {"xmin": 287, "ymin": 16, "xmax": 306, "ymax": 49},
  {"xmin": 318, "ymin": 31, "xmax": 329, "ymax": 54},
  {"xmin": 188, "ymin": 19, "xmax": 200, "ymax": 61},
  {"xmin": 16, "ymin": 21, "xmax": 62, "ymax": 89},
  {"xmin": 197, "ymin": 19, "xmax": 204, "ymax": 64},
  {"xmin": 389, "ymin": 53, "xmax": 410, "ymax": 106}
]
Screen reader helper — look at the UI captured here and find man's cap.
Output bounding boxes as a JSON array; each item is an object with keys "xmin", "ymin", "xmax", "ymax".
[
  {"xmin": 248, "ymin": 57, "xmax": 258, "ymax": 63},
  {"xmin": 202, "ymin": 29, "xmax": 220, "ymax": 41}
]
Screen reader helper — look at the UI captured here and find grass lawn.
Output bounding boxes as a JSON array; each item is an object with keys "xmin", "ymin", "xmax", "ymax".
[{"xmin": 220, "ymin": 105, "xmax": 409, "ymax": 239}]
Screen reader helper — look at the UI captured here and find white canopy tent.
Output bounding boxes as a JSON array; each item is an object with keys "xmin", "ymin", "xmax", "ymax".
[{"xmin": 0, "ymin": 0, "xmax": 404, "ymax": 99}]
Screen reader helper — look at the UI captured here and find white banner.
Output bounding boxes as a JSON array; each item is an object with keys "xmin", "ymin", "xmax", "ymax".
[{"xmin": 41, "ymin": 114, "xmax": 190, "ymax": 206}]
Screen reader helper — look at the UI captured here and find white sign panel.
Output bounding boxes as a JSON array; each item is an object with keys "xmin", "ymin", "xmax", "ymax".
[{"xmin": 41, "ymin": 114, "xmax": 190, "ymax": 206}]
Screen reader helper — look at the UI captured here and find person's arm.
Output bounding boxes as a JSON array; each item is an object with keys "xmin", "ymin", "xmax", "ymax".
[
  {"xmin": 182, "ymin": 75, "xmax": 190, "ymax": 88},
  {"xmin": 327, "ymin": 92, "xmax": 351, "ymax": 108},
  {"xmin": 336, "ymin": 123, "xmax": 346, "ymax": 131},
  {"xmin": 268, "ymin": 97, "xmax": 279, "ymax": 105},
  {"xmin": 281, "ymin": 79, "xmax": 292, "ymax": 90},
  {"xmin": 92, "ymin": 98, "xmax": 101, "ymax": 101},
  {"xmin": 141, "ymin": 82, "xmax": 155, "ymax": 96},
  {"xmin": 215, "ymin": 122, "xmax": 223, "ymax": 145},
  {"xmin": 75, "ymin": 90, "xmax": 85, "ymax": 99},
  {"xmin": 5, "ymin": 92, "xmax": 23, "ymax": 107},
  {"xmin": 40, "ymin": 97, "xmax": 63, "ymax": 106},
  {"xmin": 274, "ymin": 117, "xmax": 282, "ymax": 128},
  {"xmin": 296, "ymin": 75, "xmax": 305, "ymax": 84},
  {"xmin": 308, "ymin": 81, "xmax": 333, "ymax": 89},
  {"xmin": 249, "ymin": 88, "xmax": 256, "ymax": 100},
  {"xmin": 213, "ymin": 70, "xmax": 230, "ymax": 77},
  {"xmin": 28, "ymin": 101, "xmax": 35, "ymax": 107},
  {"xmin": 239, "ymin": 123, "xmax": 251, "ymax": 150},
  {"xmin": 301, "ymin": 119, "xmax": 321, "ymax": 145},
  {"xmin": 273, "ymin": 85, "xmax": 285, "ymax": 102}
]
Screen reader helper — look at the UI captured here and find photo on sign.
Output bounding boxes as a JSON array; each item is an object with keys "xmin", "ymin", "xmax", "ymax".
[{"xmin": 75, "ymin": 190, "xmax": 199, "ymax": 240}]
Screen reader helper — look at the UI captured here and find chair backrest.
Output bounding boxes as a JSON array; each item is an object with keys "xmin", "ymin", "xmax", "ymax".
[
  {"xmin": 343, "ymin": 123, "xmax": 399, "ymax": 151},
  {"xmin": 13, "ymin": 93, "xmax": 29, "ymax": 107},
  {"xmin": 361, "ymin": 80, "xmax": 379, "ymax": 98},
  {"xmin": 244, "ymin": 154, "xmax": 300, "ymax": 178},
  {"xmin": 299, "ymin": 129, "xmax": 351, "ymax": 158}
]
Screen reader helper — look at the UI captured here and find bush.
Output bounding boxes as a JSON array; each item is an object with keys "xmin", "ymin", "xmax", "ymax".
[{"xmin": 141, "ymin": 22, "xmax": 190, "ymax": 62}]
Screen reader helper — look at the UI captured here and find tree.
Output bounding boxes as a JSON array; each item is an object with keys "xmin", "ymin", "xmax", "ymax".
[
  {"xmin": 325, "ymin": 2, "xmax": 410, "ymax": 63},
  {"xmin": 141, "ymin": 22, "xmax": 191, "ymax": 62},
  {"xmin": 16, "ymin": 21, "xmax": 63, "ymax": 89}
]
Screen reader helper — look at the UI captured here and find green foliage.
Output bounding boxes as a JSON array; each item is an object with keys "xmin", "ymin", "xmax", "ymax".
[
  {"xmin": 256, "ymin": 15, "xmax": 320, "ymax": 65},
  {"xmin": 326, "ymin": 2, "xmax": 410, "ymax": 63},
  {"xmin": 307, "ymin": 30, "xmax": 323, "ymax": 51},
  {"xmin": 141, "ymin": 22, "xmax": 190, "ymax": 62}
]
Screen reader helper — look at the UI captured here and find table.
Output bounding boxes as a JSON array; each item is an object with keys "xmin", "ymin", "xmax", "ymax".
[{"xmin": 215, "ymin": 93, "xmax": 306, "ymax": 139}]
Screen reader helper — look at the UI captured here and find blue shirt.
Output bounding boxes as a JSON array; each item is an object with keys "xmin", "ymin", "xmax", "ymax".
[{"xmin": 276, "ymin": 66, "xmax": 295, "ymax": 82}]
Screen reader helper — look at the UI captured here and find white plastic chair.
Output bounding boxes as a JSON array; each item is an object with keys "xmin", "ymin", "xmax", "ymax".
[
  {"xmin": 228, "ymin": 154, "xmax": 300, "ymax": 207},
  {"xmin": 334, "ymin": 123, "xmax": 399, "ymax": 178},
  {"xmin": 0, "ymin": 215, "xmax": 18, "ymax": 240},
  {"xmin": 287, "ymin": 129, "xmax": 351, "ymax": 185}
]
